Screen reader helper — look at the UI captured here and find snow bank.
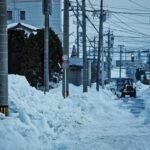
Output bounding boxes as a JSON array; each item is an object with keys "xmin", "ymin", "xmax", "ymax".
[
  {"xmin": 135, "ymin": 81, "xmax": 150, "ymax": 124},
  {"xmin": 0, "ymin": 75, "xmax": 149, "ymax": 150},
  {"xmin": 141, "ymin": 86, "xmax": 150, "ymax": 124},
  {"xmin": 136, "ymin": 81, "xmax": 149, "ymax": 92}
]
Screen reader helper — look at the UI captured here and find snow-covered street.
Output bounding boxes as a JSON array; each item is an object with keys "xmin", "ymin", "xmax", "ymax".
[
  {"xmin": 1, "ymin": 0, "xmax": 150, "ymax": 149},
  {"xmin": 0, "ymin": 75, "xmax": 150, "ymax": 150}
]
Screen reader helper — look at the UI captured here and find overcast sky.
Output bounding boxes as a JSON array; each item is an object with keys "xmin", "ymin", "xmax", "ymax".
[{"xmin": 68, "ymin": 0, "xmax": 150, "ymax": 56}]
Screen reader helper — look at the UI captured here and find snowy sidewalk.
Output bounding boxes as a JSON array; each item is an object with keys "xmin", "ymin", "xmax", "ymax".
[{"xmin": 0, "ymin": 75, "xmax": 150, "ymax": 150}]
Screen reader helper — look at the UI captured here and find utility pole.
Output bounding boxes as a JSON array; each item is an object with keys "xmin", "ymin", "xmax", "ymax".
[
  {"xmin": 107, "ymin": 29, "xmax": 111, "ymax": 83},
  {"xmin": 88, "ymin": 46, "xmax": 91, "ymax": 60},
  {"xmin": 43, "ymin": 0, "xmax": 52, "ymax": 93},
  {"xmin": 82, "ymin": 0, "xmax": 88, "ymax": 92},
  {"xmin": 62, "ymin": 0, "xmax": 70, "ymax": 98},
  {"xmin": 94, "ymin": 36, "xmax": 96, "ymax": 62},
  {"xmin": 101, "ymin": 38, "xmax": 104, "ymax": 89},
  {"xmin": 76, "ymin": 1, "xmax": 80, "ymax": 58},
  {"xmin": 0, "ymin": 0, "xmax": 8, "ymax": 116},
  {"xmin": 96, "ymin": 0, "xmax": 103, "ymax": 91},
  {"xmin": 119, "ymin": 45, "xmax": 123, "ymax": 78},
  {"xmin": 125, "ymin": 48, "xmax": 127, "ymax": 61},
  {"xmin": 91, "ymin": 36, "xmax": 96, "ymax": 83},
  {"xmin": 148, "ymin": 49, "xmax": 150, "ymax": 85}
]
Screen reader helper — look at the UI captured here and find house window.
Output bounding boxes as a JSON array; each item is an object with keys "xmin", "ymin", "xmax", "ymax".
[
  {"xmin": 7, "ymin": 11, "xmax": 12, "ymax": 20},
  {"xmin": 20, "ymin": 11, "xmax": 25, "ymax": 20}
]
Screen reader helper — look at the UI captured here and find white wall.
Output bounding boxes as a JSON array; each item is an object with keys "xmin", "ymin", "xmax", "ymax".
[{"xmin": 7, "ymin": 0, "xmax": 62, "ymax": 34}]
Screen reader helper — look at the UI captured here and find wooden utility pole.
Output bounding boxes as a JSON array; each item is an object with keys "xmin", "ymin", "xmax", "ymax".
[
  {"xmin": 148, "ymin": 49, "xmax": 150, "ymax": 85},
  {"xmin": 43, "ymin": 0, "xmax": 52, "ymax": 93},
  {"xmin": 94, "ymin": 36, "xmax": 96, "ymax": 62},
  {"xmin": 62, "ymin": 0, "xmax": 70, "ymax": 98},
  {"xmin": 107, "ymin": 29, "xmax": 111, "ymax": 83},
  {"xmin": 0, "ymin": 0, "xmax": 8, "ymax": 116},
  {"xmin": 96, "ymin": 0, "xmax": 103, "ymax": 91},
  {"xmin": 76, "ymin": 0, "xmax": 80, "ymax": 58},
  {"xmin": 82, "ymin": 0, "xmax": 88, "ymax": 92},
  {"xmin": 119, "ymin": 45, "xmax": 123, "ymax": 78}
]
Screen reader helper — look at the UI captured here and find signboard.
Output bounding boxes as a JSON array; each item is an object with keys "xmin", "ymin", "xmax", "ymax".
[
  {"xmin": 62, "ymin": 54, "xmax": 69, "ymax": 61},
  {"xmin": 62, "ymin": 62, "xmax": 69, "ymax": 69}
]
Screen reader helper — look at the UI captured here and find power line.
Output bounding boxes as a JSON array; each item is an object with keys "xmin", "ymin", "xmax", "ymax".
[
  {"xmin": 109, "ymin": 10, "xmax": 150, "ymax": 16},
  {"xmin": 81, "ymin": 1, "xmax": 150, "ymax": 12},
  {"xmin": 128, "ymin": 0, "xmax": 150, "ymax": 11},
  {"xmin": 119, "ymin": 13, "xmax": 150, "ymax": 26},
  {"xmin": 112, "ymin": 13, "xmax": 150, "ymax": 37},
  {"xmin": 84, "ymin": 9, "xmax": 150, "ymax": 17},
  {"xmin": 114, "ymin": 35, "xmax": 150, "ymax": 38},
  {"xmin": 104, "ymin": 6, "xmax": 150, "ymax": 12},
  {"xmin": 104, "ymin": 22, "xmax": 150, "ymax": 37},
  {"xmin": 70, "ymin": 3, "xmax": 95, "ymax": 49},
  {"xmin": 75, "ymin": 0, "xmax": 99, "ymax": 33},
  {"xmin": 106, "ymin": 19, "xmax": 146, "ymax": 35}
]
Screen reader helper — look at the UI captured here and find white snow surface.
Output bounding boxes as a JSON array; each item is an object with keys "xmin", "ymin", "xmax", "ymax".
[
  {"xmin": 0, "ymin": 75, "xmax": 150, "ymax": 150},
  {"xmin": 7, "ymin": 23, "xmax": 39, "ymax": 30},
  {"xmin": 138, "ymin": 83, "xmax": 150, "ymax": 125}
]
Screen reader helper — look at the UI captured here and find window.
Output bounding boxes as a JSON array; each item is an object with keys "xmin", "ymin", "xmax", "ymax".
[
  {"xmin": 7, "ymin": 11, "xmax": 12, "ymax": 20},
  {"xmin": 20, "ymin": 11, "xmax": 25, "ymax": 20}
]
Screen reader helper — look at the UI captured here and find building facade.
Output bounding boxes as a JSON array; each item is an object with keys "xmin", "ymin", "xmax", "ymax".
[{"xmin": 7, "ymin": 0, "xmax": 62, "ymax": 34}]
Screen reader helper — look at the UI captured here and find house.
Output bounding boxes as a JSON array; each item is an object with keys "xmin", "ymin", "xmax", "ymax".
[
  {"xmin": 7, "ymin": 0, "xmax": 62, "ymax": 35},
  {"xmin": 7, "ymin": 22, "xmax": 39, "ymax": 35},
  {"xmin": 69, "ymin": 46, "xmax": 83, "ymax": 86},
  {"xmin": 69, "ymin": 45, "xmax": 91, "ymax": 86}
]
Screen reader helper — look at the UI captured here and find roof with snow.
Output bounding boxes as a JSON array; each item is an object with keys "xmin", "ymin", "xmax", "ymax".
[
  {"xmin": 69, "ymin": 57, "xmax": 83, "ymax": 67},
  {"xmin": 7, "ymin": 22, "xmax": 39, "ymax": 32},
  {"xmin": 8, "ymin": 0, "xmax": 41, "ymax": 2}
]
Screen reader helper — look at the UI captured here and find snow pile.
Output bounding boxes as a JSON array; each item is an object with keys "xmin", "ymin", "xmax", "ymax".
[
  {"xmin": 140, "ymin": 86, "xmax": 150, "ymax": 124},
  {"xmin": 135, "ymin": 81, "xmax": 150, "ymax": 124},
  {"xmin": 0, "ymin": 75, "xmax": 150, "ymax": 150},
  {"xmin": 136, "ymin": 81, "xmax": 149, "ymax": 92}
]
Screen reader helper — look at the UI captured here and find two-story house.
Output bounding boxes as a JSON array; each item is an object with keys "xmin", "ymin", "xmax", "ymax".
[{"xmin": 7, "ymin": 0, "xmax": 62, "ymax": 35}]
